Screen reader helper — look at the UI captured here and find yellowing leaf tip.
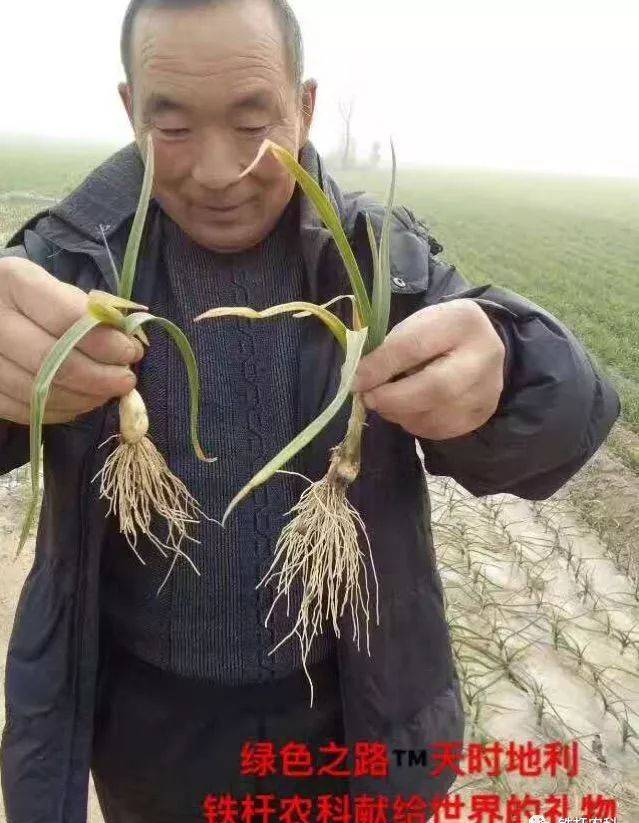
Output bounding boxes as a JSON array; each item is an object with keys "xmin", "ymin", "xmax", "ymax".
[{"xmin": 239, "ymin": 139, "xmax": 278, "ymax": 179}]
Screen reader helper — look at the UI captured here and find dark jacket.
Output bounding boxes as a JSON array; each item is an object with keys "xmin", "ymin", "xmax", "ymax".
[{"xmin": 0, "ymin": 142, "xmax": 620, "ymax": 822}]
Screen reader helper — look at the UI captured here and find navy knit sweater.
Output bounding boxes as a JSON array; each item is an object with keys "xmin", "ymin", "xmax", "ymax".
[{"xmin": 99, "ymin": 197, "xmax": 336, "ymax": 683}]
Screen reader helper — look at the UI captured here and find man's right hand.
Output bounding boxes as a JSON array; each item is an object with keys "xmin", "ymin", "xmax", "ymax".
[{"xmin": 0, "ymin": 257, "xmax": 143, "ymax": 426}]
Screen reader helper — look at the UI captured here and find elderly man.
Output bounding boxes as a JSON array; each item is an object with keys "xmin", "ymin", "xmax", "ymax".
[{"xmin": 0, "ymin": 0, "xmax": 620, "ymax": 821}]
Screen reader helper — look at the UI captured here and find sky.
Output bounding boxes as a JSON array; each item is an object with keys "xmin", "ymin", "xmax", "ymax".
[{"xmin": 1, "ymin": 0, "xmax": 638, "ymax": 177}]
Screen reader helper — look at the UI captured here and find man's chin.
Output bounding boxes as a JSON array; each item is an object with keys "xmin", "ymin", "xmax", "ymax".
[{"xmin": 186, "ymin": 221, "xmax": 268, "ymax": 254}]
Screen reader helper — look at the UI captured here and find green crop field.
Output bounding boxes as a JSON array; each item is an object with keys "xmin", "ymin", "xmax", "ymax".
[
  {"xmin": 1, "ymin": 139, "xmax": 637, "ymax": 431},
  {"xmin": 338, "ymin": 166, "xmax": 639, "ymax": 434}
]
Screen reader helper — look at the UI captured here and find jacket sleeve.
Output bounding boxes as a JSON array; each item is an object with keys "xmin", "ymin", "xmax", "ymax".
[
  {"xmin": 0, "ymin": 245, "xmax": 31, "ymax": 476},
  {"xmin": 414, "ymin": 252, "xmax": 621, "ymax": 501}
]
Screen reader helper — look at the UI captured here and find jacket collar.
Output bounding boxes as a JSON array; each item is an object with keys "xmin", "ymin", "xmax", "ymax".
[{"xmin": 52, "ymin": 142, "xmax": 147, "ymax": 245}]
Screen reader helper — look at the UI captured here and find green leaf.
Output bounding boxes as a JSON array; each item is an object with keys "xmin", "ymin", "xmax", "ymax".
[
  {"xmin": 196, "ymin": 301, "xmax": 349, "ymax": 352},
  {"xmin": 368, "ymin": 140, "xmax": 397, "ymax": 351},
  {"xmin": 221, "ymin": 327, "xmax": 369, "ymax": 525},
  {"xmin": 365, "ymin": 213, "xmax": 381, "ymax": 346},
  {"xmin": 119, "ymin": 133, "xmax": 155, "ymax": 301},
  {"xmin": 99, "ymin": 224, "xmax": 121, "ymax": 293},
  {"xmin": 18, "ymin": 314, "xmax": 103, "ymax": 555},
  {"xmin": 247, "ymin": 140, "xmax": 372, "ymax": 328},
  {"xmin": 123, "ymin": 312, "xmax": 215, "ymax": 463}
]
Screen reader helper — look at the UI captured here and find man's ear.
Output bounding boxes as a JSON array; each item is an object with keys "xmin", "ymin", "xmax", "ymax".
[
  {"xmin": 299, "ymin": 79, "xmax": 318, "ymax": 146},
  {"xmin": 119, "ymin": 82, "xmax": 135, "ymax": 128}
]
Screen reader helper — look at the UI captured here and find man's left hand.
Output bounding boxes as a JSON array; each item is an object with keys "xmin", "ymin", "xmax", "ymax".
[{"xmin": 352, "ymin": 299, "xmax": 506, "ymax": 441}]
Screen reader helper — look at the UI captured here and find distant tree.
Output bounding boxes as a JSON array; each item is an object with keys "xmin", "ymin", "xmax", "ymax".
[
  {"xmin": 338, "ymin": 97, "xmax": 356, "ymax": 170},
  {"xmin": 369, "ymin": 141, "xmax": 382, "ymax": 169}
]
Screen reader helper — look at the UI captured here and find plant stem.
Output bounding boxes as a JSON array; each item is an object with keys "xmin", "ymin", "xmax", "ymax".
[{"xmin": 327, "ymin": 393, "xmax": 367, "ymax": 487}]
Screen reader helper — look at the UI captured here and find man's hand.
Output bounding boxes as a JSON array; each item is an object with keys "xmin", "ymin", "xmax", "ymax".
[
  {"xmin": 352, "ymin": 299, "xmax": 506, "ymax": 441},
  {"xmin": 0, "ymin": 257, "xmax": 143, "ymax": 426}
]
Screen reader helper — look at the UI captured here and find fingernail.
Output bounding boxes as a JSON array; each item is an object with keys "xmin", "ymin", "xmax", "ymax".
[{"xmin": 129, "ymin": 341, "xmax": 145, "ymax": 363}]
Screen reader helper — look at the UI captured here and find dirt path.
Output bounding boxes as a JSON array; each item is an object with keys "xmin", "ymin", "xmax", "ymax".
[{"xmin": 1, "ymin": 439, "xmax": 638, "ymax": 822}]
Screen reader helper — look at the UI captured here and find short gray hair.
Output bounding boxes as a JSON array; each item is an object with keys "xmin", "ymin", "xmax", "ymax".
[{"xmin": 121, "ymin": 0, "xmax": 304, "ymax": 87}]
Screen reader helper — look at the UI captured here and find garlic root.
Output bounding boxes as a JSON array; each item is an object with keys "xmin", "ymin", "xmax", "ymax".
[
  {"xmin": 257, "ymin": 394, "xmax": 379, "ymax": 705},
  {"xmin": 94, "ymin": 389, "xmax": 205, "ymax": 582}
]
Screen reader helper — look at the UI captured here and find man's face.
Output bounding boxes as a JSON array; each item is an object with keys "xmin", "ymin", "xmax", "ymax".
[{"xmin": 120, "ymin": 0, "xmax": 315, "ymax": 252}]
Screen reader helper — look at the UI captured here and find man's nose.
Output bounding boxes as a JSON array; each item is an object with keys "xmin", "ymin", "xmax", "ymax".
[{"xmin": 191, "ymin": 132, "xmax": 243, "ymax": 190}]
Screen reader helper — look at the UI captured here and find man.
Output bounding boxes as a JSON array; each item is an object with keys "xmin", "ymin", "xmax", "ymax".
[{"xmin": 0, "ymin": 0, "xmax": 620, "ymax": 821}]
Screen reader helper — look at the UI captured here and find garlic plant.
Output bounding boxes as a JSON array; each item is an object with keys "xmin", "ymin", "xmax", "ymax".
[
  {"xmin": 19, "ymin": 135, "xmax": 215, "ymax": 575},
  {"xmin": 197, "ymin": 139, "xmax": 397, "ymax": 702}
]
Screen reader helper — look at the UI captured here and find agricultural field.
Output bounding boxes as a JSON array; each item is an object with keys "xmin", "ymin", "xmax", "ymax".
[
  {"xmin": 338, "ymin": 165, "xmax": 639, "ymax": 440},
  {"xmin": 0, "ymin": 140, "xmax": 638, "ymax": 821},
  {"xmin": 431, "ymin": 472, "xmax": 639, "ymax": 819}
]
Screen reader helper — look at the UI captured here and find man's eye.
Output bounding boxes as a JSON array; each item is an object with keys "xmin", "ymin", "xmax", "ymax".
[
  {"xmin": 238, "ymin": 125, "xmax": 268, "ymax": 135},
  {"xmin": 157, "ymin": 127, "xmax": 190, "ymax": 139}
]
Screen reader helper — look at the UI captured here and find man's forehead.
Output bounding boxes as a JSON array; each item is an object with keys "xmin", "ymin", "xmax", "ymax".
[{"xmin": 130, "ymin": 0, "xmax": 287, "ymax": 82}]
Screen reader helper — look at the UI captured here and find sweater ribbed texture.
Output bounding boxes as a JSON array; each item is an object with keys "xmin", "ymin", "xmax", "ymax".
[{"xmin": 100, "ymin": 200, "xmax": 337, "ymax": 683}]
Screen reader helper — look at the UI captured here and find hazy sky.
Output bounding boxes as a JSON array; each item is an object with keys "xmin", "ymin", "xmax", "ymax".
[{"xmin": 2, "ymin": 0, "xmax": 638, "ymax": 177}]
